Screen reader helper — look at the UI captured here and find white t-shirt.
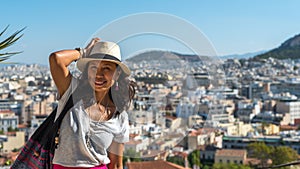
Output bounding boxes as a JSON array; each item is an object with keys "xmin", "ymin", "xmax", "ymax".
[{"xmin": 52, "ymin": 77, "xmax": 129, "ymax": 167}]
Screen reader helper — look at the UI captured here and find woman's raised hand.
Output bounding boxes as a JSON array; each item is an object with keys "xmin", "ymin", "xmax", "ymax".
[{"xmin": 83, "ymin": 37, "xmax": 100, "ymax": 57}]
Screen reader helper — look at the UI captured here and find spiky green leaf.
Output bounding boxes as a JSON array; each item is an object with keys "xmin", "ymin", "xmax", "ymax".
[{"xmin": 0, "ymin": 26, "xmax": 25, "ymax": 62}]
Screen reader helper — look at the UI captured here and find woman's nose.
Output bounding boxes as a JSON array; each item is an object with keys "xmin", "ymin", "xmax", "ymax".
[{"xmin": 95, "ymin": 68, "xmax": 104, "ymax": 76}]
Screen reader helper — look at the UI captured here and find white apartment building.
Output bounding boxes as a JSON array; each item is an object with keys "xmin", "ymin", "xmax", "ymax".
[
  {"xmin": 235, "ymin": 101, "xmax": 260, "ymax": 123},
  {"xmin": 176, "ymin": 101, "xmax": 195, "ymax": 118},
  {"xmin": 276, "ymin": 99, "xmax": 300, "ymax": 125},
  {"xmin": 0, "ymin": 110, "xmax": 18, "ymax": 132},
  {"xmin": 128, "ymin": 110, "xmax": 153, "ymax": 125},
  {"xmin": 271, "ymin": 80, "xmax": 300, "ymax": 97},
  {"xmin": 125, "ymin": 136, "xmax": 149, "ymax": 152}
]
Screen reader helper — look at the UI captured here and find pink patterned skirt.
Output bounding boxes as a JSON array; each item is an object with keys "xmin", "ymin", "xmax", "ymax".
[{"xmin": 53, "ymin": 164, "xmax": 107, "ymax": 169}]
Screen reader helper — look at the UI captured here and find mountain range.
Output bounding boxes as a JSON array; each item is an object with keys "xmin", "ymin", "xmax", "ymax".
[
  {"xmin": 255, "ymin": 34, "xmax": 300, "ymax": 60},
  {"xmin": 220, "ymin": 51, "xmax": 266, "ymax": 60},
  {"xmin": 127, "ymin": 33, "xmax": 300, "ymax": 62},
  {"xmin": 1, "ymin": 33, "xmax": 300, "ymax": 68},
  {"xmin": 126, "ymin": 50, "xmax": 264, "ymax": 63}
]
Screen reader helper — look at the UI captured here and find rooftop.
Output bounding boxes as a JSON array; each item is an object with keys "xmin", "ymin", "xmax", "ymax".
[{"xmin": 127, "ymin": 160, "xmax": 189, "ymax": 169}]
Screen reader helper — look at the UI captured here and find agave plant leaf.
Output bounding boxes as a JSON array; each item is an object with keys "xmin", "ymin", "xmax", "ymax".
[
  {"xmin": 0, "ymin": 26, "xmax": 25, "ymax": 62},
  {"xmin": 0, "ymin": 52, "xmax": 22, "ymax": 62},
  {"xmin": 0, "ymin": 26, "xmax": 9, "ymax": 37}
]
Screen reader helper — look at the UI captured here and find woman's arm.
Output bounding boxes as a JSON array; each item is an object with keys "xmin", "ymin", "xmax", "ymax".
[
  {"xmin": 49, "ymin": 49, "xmax": 80, "ymax": 97},
  {"xmin": 49, "ymin": 37, "xmax": 100, "ymax": 97},
  {"xmin": 108, "ymin": 141, "xmax": 124, "ymax": 169}
]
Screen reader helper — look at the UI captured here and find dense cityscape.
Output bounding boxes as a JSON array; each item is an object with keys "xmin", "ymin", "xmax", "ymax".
[{"xmin": 1, "ymin": 51, "xmax": 300, "ymax": 168}]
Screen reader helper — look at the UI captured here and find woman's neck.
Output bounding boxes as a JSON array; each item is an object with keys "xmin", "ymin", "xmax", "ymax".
[{"xmin": 95, "ymin": 91, "xmax": 113, "ymax": 107}]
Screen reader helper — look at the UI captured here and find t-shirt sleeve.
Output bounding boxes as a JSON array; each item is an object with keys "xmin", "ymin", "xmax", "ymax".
[
  {"xmin": 113, "ymin": 112, "xmax": 129, "ymax": 143},
  {"xmin": 55, "ymin": 77, "xmax": 78, "ymax": 121}
]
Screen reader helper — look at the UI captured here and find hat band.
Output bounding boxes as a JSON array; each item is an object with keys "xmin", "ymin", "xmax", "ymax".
[{"xmin": 88, "ymin": 54, "xmax": 121, "ymax": 62}]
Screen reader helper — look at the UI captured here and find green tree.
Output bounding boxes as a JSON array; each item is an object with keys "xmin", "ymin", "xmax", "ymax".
[
  {"xmin": 271, "ymin": 146, "xmax": 298, "ymax": 168},
  {"xmin": 247, "ymin": 142, "xmax": 273, "ymax": 168},
  {"xmin": 7, "ymin": 126, "xmax": 13, "ymax": 132},
  {"xmin": 5, "ymin": 159, "xmax": 11, "ymax": 166},
  {"xmin": 7, "ymin": 126, "xmax": 19, "ymax": 132},
  {"xmin": 188, "ymin": 150, "xmax": 201, "ymax": 168},
  {"xmin": 212, "ymin": 163, "xmax": 251, "ymax": 169},
  {"xmin": 0, "ymin": 25, "xmax": 25, "ymax": 62},
  {"xmin": 293, "ymin": 65, "xmax": 299, "ymax": 71},
  {"xmin": 202, "ymin": 165, "xmax": 210, "ymax": 169},
  {"xmin": 167, "ymin": 156, "xmax": 185, "ymax": 167},
  {"xmin": 123, "ymin": 148, "xmax": 141, "ymax": 166}
]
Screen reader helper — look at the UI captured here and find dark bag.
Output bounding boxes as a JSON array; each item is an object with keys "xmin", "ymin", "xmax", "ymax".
[{"xmin": 11, "ymin": 94, "xmax": 74, "ymax": 169}]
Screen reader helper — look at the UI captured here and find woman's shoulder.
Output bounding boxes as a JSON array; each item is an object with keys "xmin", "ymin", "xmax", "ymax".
[
  {"xmin": 57, "ymin": 76, "xmax": 79, "ymax": 101},
  {"xmin": 115, "ymin": 110, "xmax": 128, "ymax": 122},
  {"xmin": 119, "ymin": 110, "xmax": 128, "ymax": 117}
]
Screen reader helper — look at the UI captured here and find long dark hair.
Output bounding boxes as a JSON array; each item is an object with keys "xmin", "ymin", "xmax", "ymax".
[{"xmin": 73, "ymin": 62, "xmax": 136, "ymax": 116}]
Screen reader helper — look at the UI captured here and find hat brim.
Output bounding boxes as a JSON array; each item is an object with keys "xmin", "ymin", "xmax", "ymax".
[{"xmin": 77, "ymin": 58, "xmax": 131, "ymax": 75}]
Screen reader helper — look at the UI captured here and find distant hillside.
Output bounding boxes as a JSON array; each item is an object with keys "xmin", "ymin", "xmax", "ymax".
[
  {"xmin": 126, "ymin": 50, "xmax": 202, "ymax": 63},
  {"xmin": 221, "ymin": 50, "xmax": 266, "ymax": 60},
  {"xmin": 126, "ymin": 51, "xmax": 180, "ymax": 62},
  {"xmin": 126, "ymin": 50, "xmax": 216, "ymax": 63},
  {"xmin": 255, "ymin": 34, "xmax": 300, "ymax": 60}
]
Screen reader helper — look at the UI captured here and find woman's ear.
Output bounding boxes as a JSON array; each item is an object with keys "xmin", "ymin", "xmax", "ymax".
[{"xmin": 114, "ymin": 70, "xmax": 121, "ymax": 81}]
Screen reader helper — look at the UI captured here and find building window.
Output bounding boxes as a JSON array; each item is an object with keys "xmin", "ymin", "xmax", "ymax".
[
  {"xmin": 227, "ymin": 160, "xmax": 230, "ymax": 163},
  {"xmin": 219, "ymin": 159, "xmax": 222, "ymax": 163}
]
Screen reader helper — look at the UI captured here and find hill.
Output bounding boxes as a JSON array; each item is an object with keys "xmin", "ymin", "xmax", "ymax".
[
  {"xmin": 126, "ymin": 50, "xmax": 203, "ymax": 62},
  {"xmin": 126, "ymin": 50, "xmax": 222, "ymax": 63},
  {"xmin": 255, "ymin": 34, "xmax": 300, "ymax": 60}
]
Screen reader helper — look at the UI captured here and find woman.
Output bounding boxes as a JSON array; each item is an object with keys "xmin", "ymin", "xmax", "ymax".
[{"xmin": 49, "ymin": 38, "xmax": 135, "ymax": 169}]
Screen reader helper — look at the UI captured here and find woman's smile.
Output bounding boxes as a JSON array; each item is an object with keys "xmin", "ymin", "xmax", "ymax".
[{"xmin": 94, "ymin": 79, "xmax": 107, "ymax": 87}]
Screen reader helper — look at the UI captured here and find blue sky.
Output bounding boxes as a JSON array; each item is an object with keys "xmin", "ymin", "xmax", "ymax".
[{"xmin": 1, "ymin": 0, "xmax": 300, "ymax": 65}]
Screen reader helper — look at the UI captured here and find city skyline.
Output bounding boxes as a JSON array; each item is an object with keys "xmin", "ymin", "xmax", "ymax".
[{"xmin": 1, "ymin": 0, "xmax": 300, "ymax": 65}]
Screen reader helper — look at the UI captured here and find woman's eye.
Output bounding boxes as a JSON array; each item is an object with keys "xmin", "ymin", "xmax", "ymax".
[
  {"xmin": 103, "ymin": 67, "xmax": 111, "ymax": 70},
  {"xmin": 90, "ymin": 66, "xmax": 97, "ymax": 70}
]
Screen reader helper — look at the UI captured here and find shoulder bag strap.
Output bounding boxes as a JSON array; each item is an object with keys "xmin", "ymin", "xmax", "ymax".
[{"xmin": 54, "ymin": 94, "xmax": 75, "ymax": 126}]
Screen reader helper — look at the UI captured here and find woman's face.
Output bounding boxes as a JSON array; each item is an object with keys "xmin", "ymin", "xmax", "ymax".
[{"xmin": 87, "ymin": 60, "xmax": 118, "ymax": 92}]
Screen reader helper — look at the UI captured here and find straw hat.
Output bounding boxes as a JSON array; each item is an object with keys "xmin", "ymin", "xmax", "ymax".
[{"xmin": 76, "ymin": 41, "xmax": 130, "ymax": 75}]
